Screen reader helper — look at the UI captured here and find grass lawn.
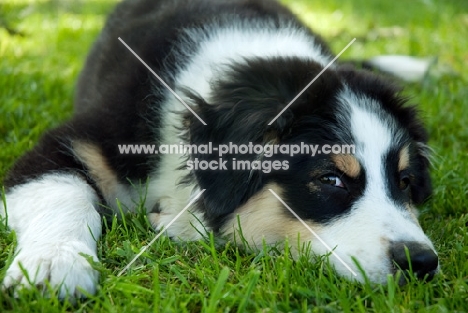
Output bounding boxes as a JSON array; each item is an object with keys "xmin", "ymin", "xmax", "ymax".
[{"xmin": 1, "ymin": 0, "xmax": 467, "ymax": 311}]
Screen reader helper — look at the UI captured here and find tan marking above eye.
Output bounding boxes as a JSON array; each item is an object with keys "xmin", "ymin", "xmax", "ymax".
[
  {"xmin": 332, "ymin": 154, "xmax": 361, "ymax": 178},
  {"xmin": 398, "ymin": 145, "xmax": 410, "ymax": 172}
]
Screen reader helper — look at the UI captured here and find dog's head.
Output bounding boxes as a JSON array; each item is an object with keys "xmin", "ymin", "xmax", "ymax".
[{"xmin": 184, "ymin": 57, "xmax": 438, "ymax": 284}]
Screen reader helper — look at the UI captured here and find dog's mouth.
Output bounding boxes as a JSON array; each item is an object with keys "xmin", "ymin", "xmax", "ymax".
[{"xmin": 391, "ymin": 266, "xmax": 438, "ymax": 285}]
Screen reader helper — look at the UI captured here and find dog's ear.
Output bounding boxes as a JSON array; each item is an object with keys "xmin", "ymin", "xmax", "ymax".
[
  {"xmin": 182, "ymin": 58, "xmax": 340, "ymax": 227},
  {"xmin": 411, "ymin": 141, "xmax": 432, "ymax": 204},
  {"xmin": 183, "ymin": 91, "xmax": 293, "ymax": 228},
  {"xmin": 393, "ymin": 105, "xmax": 432, "ymax": 205},
  {"xmin": 396, "ymin": 105, "xmax": 433, "ymax": 205}
]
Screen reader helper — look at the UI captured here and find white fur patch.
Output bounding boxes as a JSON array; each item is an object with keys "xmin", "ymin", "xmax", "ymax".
[
  {"xmin": 143, "ymin": 109, "xmax": 208, "ymax": 240},
  {"xmin": 1, "ymin": 174, "xmax": 101, "ymax": 298},
  {"xmin": 175, "ymin": 20, "xmax": 332, "ymax": 103}
]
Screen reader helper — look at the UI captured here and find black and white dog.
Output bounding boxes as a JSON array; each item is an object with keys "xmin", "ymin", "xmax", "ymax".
[{"xmin": 1, "ymin": 0, "xmax": 438, "ymax": 298}]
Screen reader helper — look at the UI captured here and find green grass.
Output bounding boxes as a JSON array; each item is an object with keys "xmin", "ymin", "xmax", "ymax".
[{"xmin": 1, "ymin": 0, "xmax": 467, "ymax": 311}]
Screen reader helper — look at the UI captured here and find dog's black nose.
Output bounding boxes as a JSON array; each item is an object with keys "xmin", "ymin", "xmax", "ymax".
[{"xmin": 390, "ymin": 241, "xmax": 439, "ymax": 281}]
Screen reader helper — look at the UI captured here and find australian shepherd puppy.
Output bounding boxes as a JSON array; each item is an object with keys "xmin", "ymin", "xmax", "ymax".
[{"xmin": 1, "ymin": 0, "xmax": 438, "ymax": 298}]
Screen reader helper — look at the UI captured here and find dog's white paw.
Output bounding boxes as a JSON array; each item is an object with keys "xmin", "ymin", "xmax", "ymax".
[{"xmin": 2, "ymin": 241, "xmax": 99, "ymax": 298}]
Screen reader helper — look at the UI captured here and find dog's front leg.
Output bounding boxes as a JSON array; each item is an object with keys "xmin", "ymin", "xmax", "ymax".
[
  {"xmin": 0, "ymin": 124, "xmax": 103, "ymax": 299},
  {"xmin": 1, "ymin": 173, "xmax": 101, "ymax": 298},
  {"xmin": 1, "ymin": 177, "xmax": 101, "ymax": 298}
]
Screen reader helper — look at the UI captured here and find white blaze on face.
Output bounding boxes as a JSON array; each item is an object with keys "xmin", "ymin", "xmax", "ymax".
[{"xmin": 310, "ymin": 89, "xmax": 436, "ymax": 283}]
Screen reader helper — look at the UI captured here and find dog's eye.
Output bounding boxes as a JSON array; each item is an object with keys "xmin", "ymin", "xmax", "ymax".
[
  {"xmin": 319, "ymin": 175, "xmax": 345, "ymax": 188},
  {"xmin": 399, "ymin": 175, "xmax": 411, "ymax": 191}
]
